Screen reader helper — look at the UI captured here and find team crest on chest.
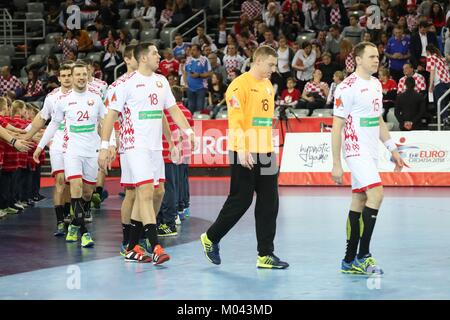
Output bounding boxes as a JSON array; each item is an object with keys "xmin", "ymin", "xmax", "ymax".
[
  {"xmin": 156, "ymin": 81, "xmax": 163, "ymax": 88},
  {"xmin": 87, "ymin": 99, "xmax": 95, "ymax": 106},
  {"xmin": 266, "ymin": 87, "xmax": 272, "ymax": 96}
]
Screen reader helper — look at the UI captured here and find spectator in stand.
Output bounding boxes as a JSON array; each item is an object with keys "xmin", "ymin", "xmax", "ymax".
[
  {"xmin": 233, "ymin": 13, "xmax": 250, "ymax": 36},
  {"xmin": 0, "ymin": 66, "xmax": 24, "ymax": 99},
  {"xmin": 418, "ymin": 0, "xmax": 433, "ymax": 17},
  {"xmin": 383, "ymin": 7, "xmax": 397, "ymax": 35},
  {"xmin": 44, "ymin": 55, "xmax": 60, "ymax": 78},
  {"xmin": 192, "ymin": 26, "xmax": 214, "ymax": 47},
  {"xmin": 255, "ymin": 21, "xmax": 268, "ymax": 44},
  {"xmin": 325, "ymin": 70, "xmax": 344, "ymax": 108},
  {"xmin": 93, "ymin": 61, "xmax": 104, "ymax": 80},
  {"xmin": 58, "ymin": 0, "xmax": 74, "ymax": 32},
  {"xmin": 215, "ymin": 20, "xmax": 228, "ymax": 50},
  {"xmin": 263, "ymin": 2, "xmax": 278, "ymax": 32},
  {"xmin": 280, "ymin": 77, "xmax": 301, "ymax": 107},
  {"xmin": 318, "ymin": 52, "xmax": 340, "ymax": 85},
  {"xmin": 157, "ymin": 0, "xmax": 174, "ymax": 29},
  {"xmin": 167, "ymin": 72, "xmax": 180, "ymax": 87},
  {"xmin": 241, "ymin": 0, "xmax": 264, "ymax": 21},
  {"xmin": 377, "ymin": 42, "xmax": 389, "ymax": 69},
  {"xmin": 305, "ymin": 0, "xmax": 328, "ymax": 32},
  {"xmin": 223, "ymin": 44, "xmax": 246, "ymax": 81},
  {"xmin": 170, "ymin": 0, "xmax": 193, "ymax": 27},
  {"xmin": 398, "ymin": 16, "xmax": 411, "ymax": 36},
  {"xmin": 237, "ymin": 31, "xmax": 258, "ymax": 59},
  {"xmin": 298, "ymin": 69, "xmax": 329, "ymax": 115},
  {"xmin": 335, "ymin": 38, "xmax": 353, "ymax": 72},
  {"xmin": 385, "ymin": 25, "xmax": 411, "ymax": 81},
  {"xmin": 91, "ymin": 17, "xmax": 110, "ymax": 50},
  {"xmin": 98, "ymin": 0, "xmax": 120, "ymax": 29},
  {"xmin": 277, "ymin": 36, "xmax": 295, "ymax": 91},
  {"xmin": 426, "ymin": 44, "xmax": 450, "ymax": 121},
  {"xmin": 58, "ymin": 29, "xmax": 78, "ymax": 61},
  {"xmin": 406, "ymin": 2, "xmax": 419, "ymax": 33},
  {"xmin": 410, "ymin": 21, "xmax": 439, "ymax": 72},
  {"xmin": 101, "ymin": 29, "xmax": 121, "ymax": 50},
  {"xmin": 223, "ymin": 34, "xmax": 239, "ymax": 57},
  {"xmin": 173, "ymin": 34, "xmax": 190, "ymax": 60},
  {"xmin": 75, "ymin": 29, "xmax": 94, "ymax": 53},
  {"xmin": 292, "ymin": 41, "xmax": 317, "ymax": 92},
  {"xmin": 183, "ymin": 44, "xmax": 212, "ymax": 113},
  {"xmin": 46, "ymin": 4, "xmax": 63, "ymax": 33},
  {"xmin": 208, "ymin": 53, "xmax": 227, "ymax": 84},
  {"xmin": 260, "ymin": 30, "xmax": 279, "ymax": 49},
  {"xmin": 397, "ymin": 63, "xmax": 427, "ymax": 94},
  {"xmin": 342, "ymin": 14, "xmax": 365, "ymax": 46},
  {"xmin": 117, "ymin": 29, "xmax": 132, "ymax": 54},
  {"xmin": 325, "ymin": 24, "xmax": 343, "ymax": 59},
  {"xmin": 66, "ymin": 48, "xmax": 78, "ymax": 62},
  {"xmin": 430, "ymin": 2, "xmax": 446, "ymax": 34},
  {"xmin": 274, "ymin": 13, "xmax": 296, "ymax": 41},
  {"xmin": 102, "ymin": 40, "xmax": 123, "ymax": 84},
  {"xmin": 22, "ymin": 69, "xmax": 45, "ymax": 102},
  {"xmin": 226, "ymin": 68, "xmax": 241, "ymax": 86},
  {"xmin": 326, "ymin": 0, "xmax": 349, "ymax": 27},
  {"xmin": 132, "ymin": 0, "xmax": 156, "ymax": 29},
  {"xmin": 199, "ymin": 35, "xmax": 218, "ymax": 54},
  {"xmin": 207, "ymin": 73, "xmax": 226, "ymax": 118},
  {"xmin": 395, "ymin": 76, "xmax": 427, "ymax": 130},
  {"xmin": 285, "ymin": 1, "xmax": 304, "ymax": 35},
  {"xmin": 378, "ymin": 68, "xmax": 398, "ymax": 119},
  {"xmin": 281, "ymin": 0, "xmax": 302, "ymax": 14},
  {"xmin": 159, "ymin": 48, "xmax": 180, "ymax": 78}
]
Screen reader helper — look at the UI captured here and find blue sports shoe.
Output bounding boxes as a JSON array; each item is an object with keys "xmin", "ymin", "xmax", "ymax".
[
  {"xmin": 353, "ymin": 254, "xmax": 384, "ymax": 275},
  {"xmin": 340, "ymin": 259, "xmax": 365, "ymax": 274},
  {"xmin": 101, "ymin": 190, "xmax": 109, "ymax": 202},
  {"xmin": 120, "ymin": 243, "xmax": 128, "ymax": 256},
  {"xmin": 200, "ymin": 233, "xmax": 221, "ymax": 265},
  {"xmin": 183, "ymin": 207, "xmax": 190, "ymax": 218}
]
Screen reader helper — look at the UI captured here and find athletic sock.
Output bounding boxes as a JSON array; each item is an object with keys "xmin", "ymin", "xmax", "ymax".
[
  {"xmin": 358, "ymin": 206, "xmax": 379, "ymax": 259},
  {"xmin": 127, "ymin": 219, "xmax": 142, "ymax": 251},
  {"xmin": 95, "ymin": 187, "xmax": 103, "ymax": 195},
  {"xmin": 144, "ymin": 224, "xmax": 159, "ymax": 252},
  {"xmin": 122, "ymin": 224, "xmax": 131, "ymax": 245},
  {"xmin": 64, "ymin": 202, "xmax": 71, "ymax": 216},
  {"xmin": 55, "ymin": 205, "xmax": 65, "ymax": 224},
  {"xmin": 344, "ymin": 211, "xmax": 361, "ymax": 263}
]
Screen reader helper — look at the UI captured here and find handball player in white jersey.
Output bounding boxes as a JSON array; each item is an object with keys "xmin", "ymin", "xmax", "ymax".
[
  {"xmin": 331, "ymin": 42, "xmax": 405, "ymax": 275},
  {"xmin": 24, "ymin": 62, "xmax": 74, "ymax": 236},
  {"xmin": 98, "ymin": 42, "xmax": 195, "ymax": 264},
  {"xmin": 34, "ymin": 62, "xmax": 106, "ymax": 248}
]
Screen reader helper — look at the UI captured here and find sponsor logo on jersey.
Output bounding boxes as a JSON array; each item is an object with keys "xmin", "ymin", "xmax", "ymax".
[
  {"xmin": 266, "ymin": 87, "xmax": 272, "ymax": 96},
  {"xmin": 361, "ymin": 88, "xmax": 368, "ymax": 93},
  {"xmin": 69, "ymin": 102, "xmax": 77, "ymax": 106},
  {"xmin": 136, "ymin": 84, "xmax": 145, "ymax": 88}
]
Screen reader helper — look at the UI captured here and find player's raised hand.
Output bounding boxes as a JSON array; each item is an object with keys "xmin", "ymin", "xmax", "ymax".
[
  {"xmin": 33, "ymin": 147, "xmax": 43, "ymax": 163},
  {"xmin": 392, "ymin": 151, "xmax": 405, "ymax": 172},
  {"xmin": 331, "ymin": 164, "xmax": 344, "ymax": 184}
]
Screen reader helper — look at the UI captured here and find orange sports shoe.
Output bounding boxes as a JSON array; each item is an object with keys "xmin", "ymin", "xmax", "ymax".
[
  {"xmin": 124, "ymin": 245, "xmax": 153, "ymax": 263},
  {"xmin": 152, "ymin": 244, "xmax": 170, "ymax": 265}
]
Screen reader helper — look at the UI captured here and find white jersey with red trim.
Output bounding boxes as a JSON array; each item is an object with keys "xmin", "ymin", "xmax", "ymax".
[
  {"xmin": 88, "ymin": 77, "xmax": 108, "ymax": 100},
  {"xmin": 53, "ymin": 89, "xmax": 105, "ymax": 157},
  {"xmin": 333, "ymin": 73, "xmax": 383, "ymax": 159},
  {"xmin": 108, "ymin": 71, "xmax": 176, "ymax": 152},
  {"xmin": 40, "ymin": 87, "xmax": 67, "ymax": 152}
]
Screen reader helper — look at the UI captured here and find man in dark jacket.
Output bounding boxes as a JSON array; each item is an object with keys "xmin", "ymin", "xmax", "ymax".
[
  {"xmin": 395, "ymin": 77, "xmax": 427, "ymax": 130},
  {"xmin": 409, "ymin": 21, "xmax": 438, "ymax": 71}
]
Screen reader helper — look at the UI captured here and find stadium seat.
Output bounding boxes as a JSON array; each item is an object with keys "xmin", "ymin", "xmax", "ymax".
[
  {"xmin": 290, "ymin": 108, "xmax": 310, "ymax": 118},
  {"xmin": 386, "ymin": 108, "xmax": 400, "ymax": 131},
  {"xmin": 122, "ymin": 19, "xmax": 136, "ymax": 29},
  {"xmin": 0, "ymin": 56, "xmax": 11, "ymax": 68},
  {"xmin": 193, "ymin": 112, "xmax": 211, "ymax": 120},
  {"xmin": 86, "ymin": 52, "xmax": 104, "ymax": 63},
  {"xmin": 13, "ymin": 0, "xmax": 27, "ymax": 11},
  {"xmin": 27, "ymin": 2, "xmax": 44, "ymax": 13},
  {"xmin": 25, "ymin": 12, "xmax": 43, "ymax": 19},
  {"xmin": 119, "ymin": 9, "xmax": 130, "ymax": 21},
  {"xmin": 55, "ymin": 53, "xmax": 64, "ymax": 63},
  {"xmin": 296, "ymin": 32, "xmax": 316, "ymax": 45},
  {"xmin": 129, "ymin": 29, "xmax": 139, "ymax": 40},
  {"xmin": 311, "ymin": 108, "xmax": 333, "ymax": 117},
  {"xmin": 160, "ymin": 27, "xmax": 176, "ymax": 47},
  {"xmin": 46, "ymin": 32, "xmax": 62, "ymax": 44},
  {"xmin": 140, "ymin": 29, "xmax": 158, "ymax": 42},
  {"xmin": 0, "ymin": 44, "xmax": 15, "ymax": 57},
  {"xmin": 216, "ymin": 110, "xmax": 228, "ymax": 119},
  {"xmin": 36, "ymin": 44, "xmax": 55, "ymax": 56},
  {"xmin": 27, "ymin": 54, "xmax": 44, "ymax": 65}
]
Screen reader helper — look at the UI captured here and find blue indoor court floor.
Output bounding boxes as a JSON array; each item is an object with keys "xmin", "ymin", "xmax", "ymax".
[{"xmin": 1, "ymin": 178, "xmax": 450, "ymax": 300}]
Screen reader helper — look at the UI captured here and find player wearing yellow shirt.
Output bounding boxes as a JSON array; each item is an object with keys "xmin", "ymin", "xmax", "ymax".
[{"xmin": 200, "ymin": 46, "xmax": 289, "ymax": 269}]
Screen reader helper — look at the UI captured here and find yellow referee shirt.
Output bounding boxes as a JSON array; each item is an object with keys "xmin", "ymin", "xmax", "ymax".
[{"xmin": 226, "ymin": 72, "xmax": 275, "ymax": 153}]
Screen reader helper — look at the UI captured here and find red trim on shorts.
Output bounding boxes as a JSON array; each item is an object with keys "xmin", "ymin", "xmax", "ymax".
[
  {"xmin": 120, "ymin": 183, "xmax": 136, "ymax": 187},
  {"xmin": 135, "ymin": 179, "xmax": 154, "ymax": 187},
  {"xmin": 52, "ymin": 170, "xmax": 65, "ymax": 177},
  {"xmin": 67, "ymin": 175, "xmax": 83, "ymax": 180},
  {"xmin": 352, "ymin": 182, "xmax": 383, "ymax": 193},
  {"xmin": 82, "ymin": 179, "xmax": 97, "ymax": 185}
]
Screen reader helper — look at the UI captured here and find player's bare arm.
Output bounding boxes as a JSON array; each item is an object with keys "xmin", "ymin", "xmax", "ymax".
[
  {"xmin": 379, "ymin": 116, "xmax": 405, "ymax": 172},
  {"xmin": 331, "ymin": 116, "xmax": 346, "ymax": 184},
  {"xmin": 98, "ymin": 109, "xmax": 119, "ymax": 171}
]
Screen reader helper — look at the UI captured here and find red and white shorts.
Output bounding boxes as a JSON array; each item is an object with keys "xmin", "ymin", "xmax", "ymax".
[
  {"xmin": 49, "ymin": 148, "xmax": 65, "ymax": 177},
  {"xmin": 64, "ymin": 153, "xmax": 98, "ymax": 185},
  {"xmin": 345, "ymin": 156, "xmax": 382, "ymax": 193},
  {"xmin": 120, "ymin": 148, "xmax": 165, "ymax": 188}
]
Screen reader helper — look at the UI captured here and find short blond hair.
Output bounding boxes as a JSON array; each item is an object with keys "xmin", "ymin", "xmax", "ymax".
[
  {"xmin": 0, "ymin": 97, "xmax": 7, "ymax": 112},
  {"xmin": 253, "ymin": 45, "xmax": 278, "ymax": 61},
  {"xmin": 11, "ymin": 100, "xmax": 26, "ymax": 116}
]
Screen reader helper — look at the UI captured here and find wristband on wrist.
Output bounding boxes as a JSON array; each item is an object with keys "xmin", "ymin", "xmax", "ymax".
[
  {"xmin": 100, "ymin": 141, "xmax": 110, "ymax": 150},
  {"xmin": 384, "ymin": 139, "xmax": 397, "ymax": 152},
  {"xmin": 10, "ymin": 138, "xmax": 17, "ymax": 147}
]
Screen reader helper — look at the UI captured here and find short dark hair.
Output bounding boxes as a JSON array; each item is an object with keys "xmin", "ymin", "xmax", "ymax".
[
  {"xmin": 60, "ymin": 63, "xmax": 73, "ymax": 72},
  {"xmin": 133, "ymin": 42, "xmax": 156, "ymax": 61},
  {"xmin": 353, "ymin": 41, "xmax": 377, "ymax": 59},
  {"xmin": 172, "ymin": 85, "xmax": 184, "ymax": 102},
  {"xmin": 71, "ymin": 62, "xmax": 88, "ymax": 73},
  {"xmin": 419, "ymin": 21, "xmax": 430, "ymax": 29},
  {"xmin": 124, "ymin": 44, "xmax": 136, "ymax": 59},
  {"xmin": 405, "ymin": 76, "xmax": 415, "ymax": 90},
  {"xmin": 301, "ymin": 41, "xmax": 311, "ymax": 49}
]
